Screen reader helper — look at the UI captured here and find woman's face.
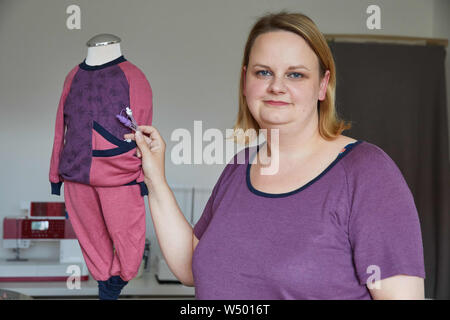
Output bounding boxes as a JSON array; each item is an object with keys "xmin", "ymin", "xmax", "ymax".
[{"xmin": 244, "ymin": 30, "xmax": 330, "ymax": 131}]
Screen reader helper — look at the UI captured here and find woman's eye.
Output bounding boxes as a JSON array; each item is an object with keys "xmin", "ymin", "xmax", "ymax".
[
  {"xmin": 288, "ymin": 72, "xmax": 303, "ymax": 79},
  {"xmin": 255, "ymin": 70, "xmax": 304, "ymax": 79},
  {"xmin": 256, "ymin": 70, "xmax": 271, "ymax": 77}
]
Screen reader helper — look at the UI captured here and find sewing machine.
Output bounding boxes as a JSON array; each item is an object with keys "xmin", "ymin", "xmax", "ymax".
[{"xmin": 0, "ymin": 202, "xmax": 89, "ymax": 282}]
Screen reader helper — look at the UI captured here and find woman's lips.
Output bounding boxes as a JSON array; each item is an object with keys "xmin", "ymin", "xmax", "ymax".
[{"xmin": 264, "ymin": 100, "xmax": 290, "ymax": 106}]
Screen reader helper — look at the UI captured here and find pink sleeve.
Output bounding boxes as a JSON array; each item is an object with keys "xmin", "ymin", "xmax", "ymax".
[
  {"xmin": 118, "ymin": 61, "xmax": 153, "ymax": 186},
  {"xmin": 49, "ymin": 66, "xmax": 78, "ymax": 195},
  {"xmin": 118, "ymin": 61, "xmax": 153, "ymax": 126}
]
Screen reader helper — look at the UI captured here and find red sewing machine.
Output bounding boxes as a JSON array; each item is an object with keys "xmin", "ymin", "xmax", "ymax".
[{"xmin": 0, "ymin": 202, "xmax": 89, "ymax": 282}]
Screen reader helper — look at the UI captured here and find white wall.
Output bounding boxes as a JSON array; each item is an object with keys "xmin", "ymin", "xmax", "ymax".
[{"xmin": 0, "ymin": 0, "xmax": 447, "ymax": 262}]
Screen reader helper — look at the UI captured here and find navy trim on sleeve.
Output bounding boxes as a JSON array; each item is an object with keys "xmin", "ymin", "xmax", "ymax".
[
  {"xmin": 139, "ymin": 181, "xmax": 148, "ymax": 196},
  {"xmin": 51, "ymin": 181, "xmax": 63, "ymax": 195}
]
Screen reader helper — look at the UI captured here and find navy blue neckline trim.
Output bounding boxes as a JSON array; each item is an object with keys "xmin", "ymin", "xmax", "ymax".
[
  {"xmin": 79, "ymin": 55, "xmax": 126, "ymax": 71},
  {"xmin": 246, "ymin": 140, "xmax": 364, "ymax": 198}
]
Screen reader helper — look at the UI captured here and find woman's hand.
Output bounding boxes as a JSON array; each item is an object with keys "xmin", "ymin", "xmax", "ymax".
[{"xmin": 124, "ymin": 126, "xmax": 167, "ymax": 190}]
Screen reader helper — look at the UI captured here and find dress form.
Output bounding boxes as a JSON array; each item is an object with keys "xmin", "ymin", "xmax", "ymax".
[{"xmin": 85, "ymin": 34, "xmax": 122, "ymax": 66}]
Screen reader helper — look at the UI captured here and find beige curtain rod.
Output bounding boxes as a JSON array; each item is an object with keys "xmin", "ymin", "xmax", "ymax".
[{"xmin": 324, "ymin": 34, "xmax": 448, "ymax": 47}]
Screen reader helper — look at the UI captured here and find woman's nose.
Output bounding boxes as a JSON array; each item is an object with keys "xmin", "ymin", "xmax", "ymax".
[{"xmin": 268, "ymin": 75, "xmax": 287, "ymax": 94}]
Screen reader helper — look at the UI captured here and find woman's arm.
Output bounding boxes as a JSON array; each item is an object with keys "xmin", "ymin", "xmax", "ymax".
[
  {"xmin": 149, "ymin": 179, "xmax": 196, "ymax": 287},
  {"xmin": 125, "ymin": 127, "xmax": 196, "ymax": 287},
  {"xmin": 368, "ymin": 275, "xmax": 425, "ymax": 300}
]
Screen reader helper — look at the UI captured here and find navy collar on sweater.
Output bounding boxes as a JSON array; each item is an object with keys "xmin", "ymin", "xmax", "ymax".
[{"xmin": 79, "ymin": 55, "xmax": 126, "ymax": 71}]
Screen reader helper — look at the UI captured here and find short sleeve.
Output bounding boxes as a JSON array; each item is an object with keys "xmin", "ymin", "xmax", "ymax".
[
  {"xmin": 346, "ymin": 147, "xmax": 426, "ymax": 286},
  {"xmin": 193, "ymin": 160, "xmax": 232, "ymax": 240},
  {"xmin": 193, "ymin": 188, "xmax": 216, "ymax": 240},
  {"xmin": 193, "ymin": 150, "xmax": 245, "ymax": 240}
]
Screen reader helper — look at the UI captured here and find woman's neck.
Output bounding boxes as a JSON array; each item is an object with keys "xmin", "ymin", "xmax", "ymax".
[
  {"xmin": 255, "ymin": 126, "xmax": 326, "ymax": 176},
  {"xmin": 85, "ymin": 43, "xmax": 122, "ymax": 66},
  {"xmin": 262, "ymin": 112, "xmax": 325, "ymax": 161}
]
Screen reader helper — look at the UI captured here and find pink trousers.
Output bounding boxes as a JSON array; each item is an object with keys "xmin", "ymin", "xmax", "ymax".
[{"xmin": 64, "ymin": 181, "xmax": 146, "ymax": 281}]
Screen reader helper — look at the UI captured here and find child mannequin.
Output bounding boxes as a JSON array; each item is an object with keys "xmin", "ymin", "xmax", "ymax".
[{"xmin": 49, "ymin": 34, "xmax": 153, "ymax": 300}]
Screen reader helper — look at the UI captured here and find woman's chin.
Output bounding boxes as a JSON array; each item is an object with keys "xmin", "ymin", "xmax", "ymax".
[{"xmin": 258, "ymin": 114, "xmax": 293, "ymax": 127}]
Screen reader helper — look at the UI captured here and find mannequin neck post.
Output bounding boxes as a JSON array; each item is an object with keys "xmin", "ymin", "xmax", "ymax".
[{"xmin": 85, "ymin": 43, "xmax": 122, "ymax": 66}]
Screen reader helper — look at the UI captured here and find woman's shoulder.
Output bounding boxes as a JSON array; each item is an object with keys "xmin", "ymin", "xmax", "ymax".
[
  {"xmin": 212, "ymin": 145, "xmax": 256, "ymax": 187},
  {"xmin": 339, "ymin": 138, "xmax": 406, "ymax": 183},
  {"xmin": 343, "ymin": 139, "xmax": 394, "ymax": 164}
]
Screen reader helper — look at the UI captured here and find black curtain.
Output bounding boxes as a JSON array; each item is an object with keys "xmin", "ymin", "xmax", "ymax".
[{"xmin": 329, "ymin": 41, "xmax": 450, "ymax": 300}]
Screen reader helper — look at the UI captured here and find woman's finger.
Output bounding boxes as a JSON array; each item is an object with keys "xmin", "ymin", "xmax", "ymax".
[
  {"xmin": 134, "ymin": 131, "xmax": 151, "ymax": 157},
  {"xmin": 143, "ymin": 135, "xmax": 152, "ymax": 145},
  {"xmin": 125, "ymin": 132, "xmax": 152, "ymax": 145},
  {"xmin": 126, "ymin": 126, "xmax": 162, "ymax": 141},
  {"xmin": 137, "ymin": 125, "xmax": 157, "ymax": 135},
  {"xmin": 137, "ymin": 126, "xmax": 163, "ymax": 142}
]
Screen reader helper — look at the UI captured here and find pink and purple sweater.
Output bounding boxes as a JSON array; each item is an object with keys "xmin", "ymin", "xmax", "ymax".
[{"xmin": 49, "ymin": 56, "xmax": 153, "ymax": 196}]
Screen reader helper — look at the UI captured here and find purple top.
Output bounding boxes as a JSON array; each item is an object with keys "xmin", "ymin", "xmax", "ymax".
[
  {"xmin": 192, "ymin": 140, "xmax": 425, "ymax": 299},
  {"xmin": 59, "ymin": 56, "xmax": 131, "ymax": 184}
]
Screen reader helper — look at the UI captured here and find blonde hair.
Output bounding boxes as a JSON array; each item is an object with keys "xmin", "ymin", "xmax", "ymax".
[{"xmin": 232, "ymin": 11, "xmax": 351, "ymax": 145}]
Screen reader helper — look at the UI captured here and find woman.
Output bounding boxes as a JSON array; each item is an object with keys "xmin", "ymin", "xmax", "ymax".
[{"xmin": 125, "ymin": 11, "xmax": 425, "ymax": 299}]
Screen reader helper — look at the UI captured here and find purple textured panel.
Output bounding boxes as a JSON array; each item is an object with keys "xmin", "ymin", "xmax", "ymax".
[{"xmin": 59, "ymin": 64, "xmax": 130, "ymax": 184}]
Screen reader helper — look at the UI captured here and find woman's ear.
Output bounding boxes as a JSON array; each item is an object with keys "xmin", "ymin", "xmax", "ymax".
[
  {"xmin": 243, "ymin": 66, "xmax": 247, "ymax": 96},
  {"xmin": 318, "ymin": 70, "xmax": 330, "ymax": 101}
]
